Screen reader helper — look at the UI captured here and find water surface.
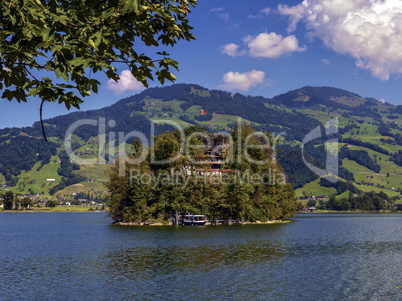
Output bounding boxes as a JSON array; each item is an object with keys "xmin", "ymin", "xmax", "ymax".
[{"xmin": 1, "ymin": 212, "xmax": 402, "ymax": 300}]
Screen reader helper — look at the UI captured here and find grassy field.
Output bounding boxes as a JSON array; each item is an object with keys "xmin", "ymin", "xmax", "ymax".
[
  {"xmin": 199, "ymin": 114, "xmax": 256, "ymax": 129},
  {"xmin": 55, "ymin": 181, "xmax": 108, "ymax": 198},
  {"xmin": 335, "ymin": 190, "xmax": 351, "ymax": 199},
  {"xmin": 344, "ymin": 145, "xmax": 402, "ymax": 174},
  {"xmin": 1, "ymin": 157, "xmax": 62, "ymax": 197},
  {"xmin": 352, "ymin": 183, "xmax": 400, "ymax": 197},
  {"xmin": 74, "ymin": 163, "xmax": 111, "ymax": 182},
  {"xmin": 295, "ymin": 179, "xmax": 337, "ymax": 198},
  {"xmin": 342, "ymin": 158, "xmax": 374, "ymax": 173},
  {"xmin": 353, "ymin": 172, "xmax": 402, "ymax": 189},
  {"xmin": 298, "ymin": 109, "xmax": 351, "ymax": 126}
]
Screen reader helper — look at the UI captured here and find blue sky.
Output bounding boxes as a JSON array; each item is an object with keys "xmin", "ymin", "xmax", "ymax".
[{"xmin": 3, "ymin": 0, "xmax": 402, "ymax": 129}]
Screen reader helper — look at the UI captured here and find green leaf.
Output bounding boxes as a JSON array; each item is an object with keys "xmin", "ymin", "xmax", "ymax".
[
  {"xmin": 88, "ymin": 39, "xmax": 98, "ymax": 51},
  {"xmin": 122, "ymin": 0, "xmax": 139, "ymax": 12},
  {"xmin": 2, "ymin": 90, "xmax": 14, "ymax": 101},
  {"xmin": 27, "ymin": 88, "xmax": 37, "ymax": 97}
]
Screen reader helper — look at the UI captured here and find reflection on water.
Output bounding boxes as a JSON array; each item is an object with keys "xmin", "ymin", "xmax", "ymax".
[
  {"xmin": 1, "ymin": 213, "xmax": 402, "ymax": 300},
  {"xmin": 107, "ymin": 238, "xmax": 286, "ymax": 274}
]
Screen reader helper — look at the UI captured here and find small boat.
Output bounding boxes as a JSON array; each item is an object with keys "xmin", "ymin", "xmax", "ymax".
[{"xmin": 182, "ymin": 214, "xmax": 206, "ymax": 226}]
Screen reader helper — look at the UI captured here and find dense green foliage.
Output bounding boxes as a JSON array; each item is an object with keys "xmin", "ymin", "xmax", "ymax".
[
  {"xmin": 338, "ymin": 167, "xmax": 355, "ymax": 182},
  {"xmin": 390, "ymin": 150, "xmax": 402, "ymax": 167},
  {"xmin": 45, "ymin": 200, "xmax": 58, "ymax": 208},
  {"xmin": 0, "ymin": 0, "xmax": 197, "ymax": 109},
  {"xmin": 20, "ymin": 197, "xmax": 33, "ymax": 208},
  {"xmin": 107, "ymin": 125, "xmax": 299, "ymax": 223},
  {"xmin": 2, "ymin": 191, "xmax": 14, "ymax": 210},
  {"xmin": 278, "ymin": 147, "xmax": 320, "ymax": 189},
  {"xmin": 325, "ymin": 191, "xmax": 390, "ymax": 211}
]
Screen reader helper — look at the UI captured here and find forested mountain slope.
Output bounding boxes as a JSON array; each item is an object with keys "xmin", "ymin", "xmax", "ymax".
[{"xmin": 0, "ymin": 84, "xmax": 401, "ymax": 202}]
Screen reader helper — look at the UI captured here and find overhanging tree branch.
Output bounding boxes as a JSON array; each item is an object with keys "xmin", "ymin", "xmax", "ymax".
[{"xmin": 0, "ymin": 0, "xmax": 198, "ymax": 138}]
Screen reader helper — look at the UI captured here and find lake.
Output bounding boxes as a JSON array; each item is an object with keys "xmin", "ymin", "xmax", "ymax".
[{"xmin": 1, "ymin": 212, "xmax": 402, "ymax": 300}]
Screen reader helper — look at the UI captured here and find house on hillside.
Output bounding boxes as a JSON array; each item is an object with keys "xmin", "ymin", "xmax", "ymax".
[
  {"xmin": 302, "ymin": 207, "xmax": 317, "ymax": 213},
  {"xmin": 45, "ymin": 179, "xmax": 56, "ymax": 183}
]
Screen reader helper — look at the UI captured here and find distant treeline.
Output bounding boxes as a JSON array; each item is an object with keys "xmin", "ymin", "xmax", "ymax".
[
  {"xmin": 342, "ymin": 137, "xmax": 390, "ymax": 155},
  {"xmin": 390, "ymin": 151, "xmax": 402, "ymax": 167},
  {"xmin": 339, "ymin": 146, "xmax": 381, "ymax": 173},
  {"xmin": 323, "ymin": 191, "xmax": 390, "ymax": 211},
  {"xmin": 313, "ymin": 179, "xmax": 392, "ymax": 211}
]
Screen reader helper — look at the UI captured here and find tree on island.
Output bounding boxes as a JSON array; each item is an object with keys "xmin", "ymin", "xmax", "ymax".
[
  {"xmin": 0, "ymin": 0, "xmax": 197, "ymax": 138},
  {"xmin": 107, "ymin": 125, "xmax": 300, "ymax": 224}
]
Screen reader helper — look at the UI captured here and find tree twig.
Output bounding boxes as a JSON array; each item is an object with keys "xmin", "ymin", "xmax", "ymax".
[{"xmin": 40, "ymin": 99, "xmax": 47, "ymax": 141}]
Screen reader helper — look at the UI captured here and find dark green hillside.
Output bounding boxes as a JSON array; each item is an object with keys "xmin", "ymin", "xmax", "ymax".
[
  {"xmin": 114, "ymin": 84, "xmax": 322, "ymax": 141},
  {"xmin": 0, "ymin": 136, "xmax": 57, "ymax": 186},
  {"xmin": 1, "ymin": 83, "xmax": 402, "ymax": 203},
  {"xmin": 23, "ymin": 103, "xmax": 174, "ymax": 141},
  {"xmin": 272, "ymin": 86, "xmax": 384, "ymax": 121}
]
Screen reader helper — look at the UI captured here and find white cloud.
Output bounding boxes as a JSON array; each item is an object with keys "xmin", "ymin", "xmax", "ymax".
[
  {"xmin": 221, "ymin": 43, "xmax": 247, "ymax": 57},
  {"xmin": 279, "ymin": 0, "xmax": 402, "ymax": 80},
  {"xmin": 210, "ymin": 7, "xmax": 229, "ymax": 22},
  {"xmin": 106, "ymin": 70, "xmax": 145, "ymax": 94},
  {"xmin": 221, "ymin": 32, "xmax": 306, "ymax": 59},
  {"xmin": 321, "ymin": 58, "xmax": 331, "ymax": 66},
  {"xmin": 218, "ymin": 13, "xmax": 230, "ymax": 22},
  {"xmin": 219, "ymin": 70, "xmax": 267, "ymax": 91},
  {"xmin": 244, "ymin": 32, "xmax": 306, "ymax": 58},
  {"xmin": 210, "ymin": 7, "xmax": 225, "ymax": 13},
  {"xmin": 247, "ymin": 8, "xmax": 271, "ymax": 19},
  {"xmin": 277, "ymin": 4, "xmax": 305, "ymax": 32}
]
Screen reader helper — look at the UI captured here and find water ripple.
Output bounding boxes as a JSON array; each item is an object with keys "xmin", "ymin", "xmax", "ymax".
[{"xmin": 1, "ymin": 213, "xmax": 402, "ymax": 300}]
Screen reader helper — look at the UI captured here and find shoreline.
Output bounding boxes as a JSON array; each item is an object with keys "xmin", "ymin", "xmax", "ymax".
[
  {"xmin": 299, "ymin": 210, "xmax": 402, "ymax": 214},
  {"xmin": 0, "ymin": 209, "xmax": 107, "ymax": 213},
  {"xmin": 115, "ymin": 219, "xmax": 291, "ymax": 226}
]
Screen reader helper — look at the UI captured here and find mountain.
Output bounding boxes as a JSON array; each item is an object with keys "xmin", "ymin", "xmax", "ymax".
[
  {"xmin": 1, "ymin": 83, "xmax": 402, "ymax": 204},
  {"xmin": 273, "ymin": 86, "xmax": 368, "ymax": 107}
]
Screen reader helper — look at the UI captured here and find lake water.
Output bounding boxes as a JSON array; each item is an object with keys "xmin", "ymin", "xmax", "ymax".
[{"xmin": 1, "ymin": 213, "xmax": 402, "ymax": 300}]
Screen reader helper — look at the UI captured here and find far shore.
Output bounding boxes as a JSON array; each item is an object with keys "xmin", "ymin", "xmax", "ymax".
[
  {"xmin": 0, "ymin": 208, "xmax": 107, "ymax": 213},
  {"xmin": 299, "ymin": 210, "xmax": 402, "ymax": 214}
]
